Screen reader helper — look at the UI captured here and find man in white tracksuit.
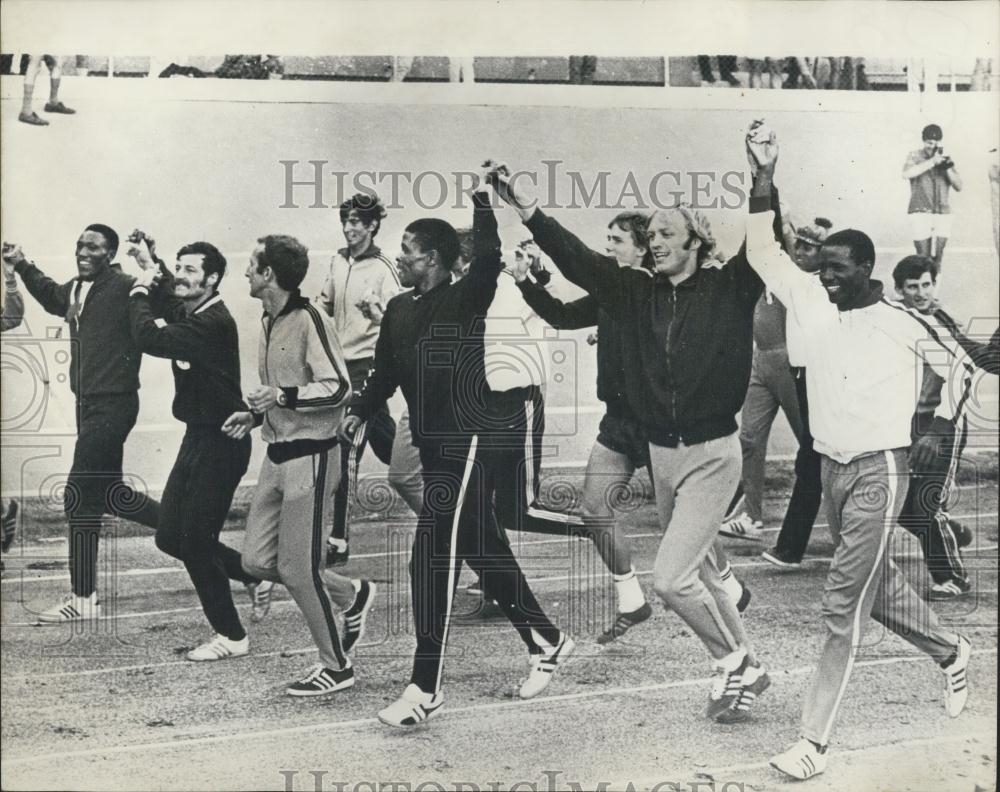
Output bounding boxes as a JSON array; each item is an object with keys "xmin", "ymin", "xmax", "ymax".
[{"xmin": 745, "ymin": 123, "xmax": 974, "ymax": 781}]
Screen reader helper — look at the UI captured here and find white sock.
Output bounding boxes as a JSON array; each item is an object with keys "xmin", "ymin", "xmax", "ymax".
[
  {"xmin": 714, "ymin": 646, "xmax": 748, "ymax": 672},
  {"xmin": 348, "ymin": 578, "xmax": 361, "ymax": 609},
  {"xmin": 719, "ymin": 565, "xmax": 743, "ymax": 603},
  {"xmin": 613, "ymin": 568, "xmax": 646, "ymax": 613},
  {"xmin": 328, "ymin": 537, "xmax": 347, "ymax": 551}
]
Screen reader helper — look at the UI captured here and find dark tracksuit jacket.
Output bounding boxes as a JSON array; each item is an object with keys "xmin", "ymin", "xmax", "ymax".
[
  {"xmin": 524, "ymin": 210, "xmax": 766, "ymax": 448},
  {"xmin": 128, "ymin": 284, "xmax": 256, "ymax": 637},
  {"xmin": 349, "ymin": 191, "xmax": 561, "ymax": 695}
]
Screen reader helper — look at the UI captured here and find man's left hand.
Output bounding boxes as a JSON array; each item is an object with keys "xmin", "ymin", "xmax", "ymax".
[
  {"xmin": 909, "ymin": 434, "xmax": 939, "ymax": 471},
  {"xmin": 247, "ymin": 385, "xmax": 281, "ymax": 412}
]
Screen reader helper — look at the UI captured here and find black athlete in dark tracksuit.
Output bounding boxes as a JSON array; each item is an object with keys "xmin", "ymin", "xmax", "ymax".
[
  {"xmin": 13, "ymin": 257, "xmax": 161, "ymax": 605},
  {"xmin": 129, "ymin": 279, "xmax": 258, "ymax": 642},
  {"xmin": 350, "ymin": 192, "xmax": 565, "ymax": 701}
]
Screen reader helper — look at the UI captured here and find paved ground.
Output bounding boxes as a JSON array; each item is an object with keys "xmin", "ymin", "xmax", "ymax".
[{"xmin": 1, "ymin": 476, "xmax": 996, "ymax": 791}]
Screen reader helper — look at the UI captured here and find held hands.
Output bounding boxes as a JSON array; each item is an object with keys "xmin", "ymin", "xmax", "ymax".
[
  {"xmin": 337, "ymin": 415, "xmax": 362, "ymax": 445},
  {"xmin": 221, "ymin": 411, "xmax": 255, "ymax": 440},
  {"xmin": 126, "ymin": 230, "xmax": 158, "ymax": 271},
  {"xmin": 484, "ymin": 159, "xmax": 535, "ymax": 221},
  {"xmin": 247, "ymin": 385, "xmax": 281, "ymax": 413},
  {"xmin": 356, "ymin": 290, "xmax": 385, "ymax": 324},
  {"xmin": 2, "ymin": 242, "xmax": 26, "ymax": 274},
  {"xmin": 746, "ymin": 119, "xmax": 779, "ymax": 176}
]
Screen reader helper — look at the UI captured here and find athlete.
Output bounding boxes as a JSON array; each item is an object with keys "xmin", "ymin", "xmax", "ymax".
[
  {"xmin": 222, "ymin": 234, "xmax": 376, "ymax": 696},
  {"xmin": 6, "ymin": 228, "xmax": 161, "ymax": 623},
  {"xmin": 748, "ymin": 122, "xmax": 973, "ymax": 781},
  {"xmin": 494, "ymin": 159, "xmax": 774, "ymax": 724},
  {"xmin": 339, "ymin": 170, "xmax": 572, "ymax": 727},
  {"xmin": 127, "ymin": 233, "xmax": 271, "ymax": 660}
]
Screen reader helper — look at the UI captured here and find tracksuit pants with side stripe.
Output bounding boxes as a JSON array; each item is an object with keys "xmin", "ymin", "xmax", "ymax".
[
  {"xmin": 411, "ymin": 437, "xmax": 562, "ymax": 695},
  {"xmin": 242, "ymin": 446, "xmax": 356, "ymax": 671},
  {"xmin": 897, "ymin": 416, "xmax": 967, "ymax": 585},
  {"xmin": 802, "ymin": 448, "xmax": 959, "ymax": 746}
]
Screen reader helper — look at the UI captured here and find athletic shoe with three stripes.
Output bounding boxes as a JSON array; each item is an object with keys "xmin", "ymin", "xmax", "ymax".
[
  {"xmin": 597, "ymin": 602, "xmax": 653, "ymax": 644},
  {"xmin": 378, "ymin": 683, "xmax": 445, "ymax": 727},
  {"xmin": 186, "ymin": 633, "xmax": 249, "ymax": 662},
  {"xmin": 342, "ymin": 580, "xmax": 376, "ymax": 653},
  {"xmin": 770, "ymin": 738, "xmax": 828, "ymax": 780},
  {"xmin": 246, "ymin": 580, "xmax": 275, "ymax": 622},
  {"xmin": 35, "ymin": 593, "xmax": 101, "ymax": 625},
  {"xmin": 942, "ymin": 634, "xmax": 971, "ymax": 718},
  {"xmin": 706, "ymin": 652, "xmax": 769, "ymax": 721},
  {"xmin": 519, "ymin": 633, "xmax": 576, "ymax": 699},
  {"xmin": 285, "ymin": 664, "xmax": 355, "ymax": 697}
]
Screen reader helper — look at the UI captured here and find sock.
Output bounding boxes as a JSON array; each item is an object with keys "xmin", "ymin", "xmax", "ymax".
[
  {"xmin": 49, "ymin": 78, "xmax": 60, "ymax": 104},
  {"xmin": 21, "ymin": 84, "xmax": 33, "ymax": 114},
  {"xmin": 347, "ymin": 578, "xmax": 361, "ymax": 609},
  {"xmin": 719, "ymin": 564, "xmax": 743, "ymax": 603},
  {"xmin": 713, "ymin": 646, "xmax": 747, "ymax": 672},
  {"xmin": 327, "ymin": 537, "xmax": 347, "ymax": 551},
  {"xmin": 613, "ymin": 568, "xmax": 646, "ymax": 613}
]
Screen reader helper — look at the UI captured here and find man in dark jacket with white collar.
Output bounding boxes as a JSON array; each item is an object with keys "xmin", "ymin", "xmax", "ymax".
[{"xmin": 6, "ymin": 226, "xmax": 160, "ymax": 624}]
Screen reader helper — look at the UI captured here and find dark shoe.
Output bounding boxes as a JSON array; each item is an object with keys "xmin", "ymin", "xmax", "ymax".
[
  {"xmin": 286, "ymin": 664, "xmax": 354, "ymax": 697},
  {"xmin": 18, "ymin": 111, "xmax": 48, "ymax": 126},
  {"xmin": 736, "ymin": 583, "xmax": 752, "ymax": 615},
  {"xmin": 597, "ymin": 602, "xmax": 653, "ymax": 644},
  {"xmin": 928, "ymin": 578, "xmax": 972, "ymax": 601},
  {"xmin": 716, "ymin": 661, "xmax": 771, "ymax": 723},
  {"xmin": 1, "ymin": 499, "xmax": 18, "ymax": 552},
  {"xmin": 761, "ymin": 546, "xmax": 803, "ymax": 569},
  {"xmin": 44, "ymin": 101, "xmax": 75, "ymax": 114},
  {"xmin": 326, "ymin": 541, "xmax": 349, "ymax": 567},
  {"xmin": 342, "ymin": 580, "xmax": 376, "ymax": 653}
]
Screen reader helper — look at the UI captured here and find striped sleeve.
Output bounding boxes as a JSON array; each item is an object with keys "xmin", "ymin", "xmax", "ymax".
[
  {"xmin": 376, "ymin": 253, "xmax": 401, "ymax": 304},
  {"xmin": 282, "ymin": 304, "xmax": 352, "ymax": 410}
]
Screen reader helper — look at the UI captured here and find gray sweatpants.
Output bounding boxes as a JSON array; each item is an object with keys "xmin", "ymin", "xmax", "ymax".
[
  {"xmin": 649, "ymin": 433, "xmax": 750, "ymax": 660},
  {"xmin": 802, "ymin": 448, "xmax": 959, "ymax": 746},
  {"xmin": 242, "ymin": 447, "xmax": 356, "ymax": 671},
  {"xmin": 739, "ymin": 346, "xmax": 804, "ymax": 522}
]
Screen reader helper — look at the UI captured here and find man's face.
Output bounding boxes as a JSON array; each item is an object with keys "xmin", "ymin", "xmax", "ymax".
[
  {"xmin": 646, "ymin": 210, "xmax": 697, "ymax": 276},
  {"xmin": 246, "ymin": 244, "xmax": 269, "ymax": 298},
  {"xmin": 923, "ymin": 137, "xmax": 940, "ymax": 157},
  {"xmin": 396, "ymin": 232, "xmax": 435, "ymax": 288},
  {"xmin": 898, "ymin": 272, "xmax": 937, "ymax": 314},
  {"xmin": 606, "ymin": 223, "xmax": 646, "ymax": 268},
  {"xmin": 174, "ymin": 253, "xmax": 215, "ymax": 303},
  {"xmin": 342, "ymin": 210, "xmax": 374, "ymax": 250},
  {"xmin": 818, "ymin": 244, "xmax": 871, "ymax": 307},
  {"xmin": 794, "ymin": 238, "xmax": 822, "ymax": 273},
  {"xmin": 74, "ymin": 230, "xmax": 113, "ymax": 280}
]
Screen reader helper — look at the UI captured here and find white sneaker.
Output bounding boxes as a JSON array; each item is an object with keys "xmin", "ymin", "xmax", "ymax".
[
  {"xmin": 35, "ymin": 593, "xmax": 101, "ymax": 625},
  {"xmin": 942, "ymin": 635, "xmax": 971, "ymax": 718},
  {"xmin": 770, "ymin": 738, "xmax": 829, "ymax": 780},
  {"xmin": 246, "ymin": 580, "xmax": 276, "ymax": 622},
  {"xmin": 378, "ymin": 683, "xmax": 444, "ymax": 727},
  {"xmin": 186, "ymin": 632, "xmax": 250, "ymax": 662},
  {"xmin": 519, "ymin": 633, "xmax": 575, "ymax": 699},
  {"xmin": 719, "ymin": 512, "xmax": 764, "ymax": 541}
]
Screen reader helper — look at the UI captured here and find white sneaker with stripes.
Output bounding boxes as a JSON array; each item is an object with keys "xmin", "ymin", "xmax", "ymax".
[
  {"xmin": 943, "ymin": 634, "xmax": 971, "ymax": 718},
  {"xmin": 285, "ymin": 664, "xmax": 355, "ymax": 697},
  {"xmin": 35, "ymin": 593, "xmax": 101, "ymax": 625},
  {"xmin": 719, "ymin": 512, "xmax": 764, "ymax": 541},
  {"xmin": 342, "ymin": 580, "xmax": 376, "ymax": 653},
  {"xmin": 246, "ymin": 580, "xmax": 276, "ymax": 623},
  {"xmin": 770, "ymin": 738, "xmax": 828, "ymax": 780},
  {"xmin": 519, "ymin": 633, "xmax": 576, "ymax": 700},
  {"xmin": 186, "ymin": 633, "xmax": 250, "ymax": 662},
  {"xmin": 378, "ymin": 683, "xmax": 444, "ymax": 727}
]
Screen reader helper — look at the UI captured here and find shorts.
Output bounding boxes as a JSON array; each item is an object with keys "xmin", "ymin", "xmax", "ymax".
[
  {"xmin": 596, "ymin": 410, "xmax": 650, "ymax": 470},
  {"xmin": 909, "ymin": 212, "xmax": 952, "ymax": 241}
]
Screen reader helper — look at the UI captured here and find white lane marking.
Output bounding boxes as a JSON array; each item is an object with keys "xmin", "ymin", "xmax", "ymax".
[
  {"xmin": 4, "ymin": 511, "xmax": 997, "ymax": 586},
  {"xmin": 3, "ymin": 649, "xmax": 996, "ymax": 768}
]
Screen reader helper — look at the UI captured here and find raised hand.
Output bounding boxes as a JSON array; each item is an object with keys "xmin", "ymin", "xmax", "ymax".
[
  {"xmin": 746, "ymin": 120, "xmax": 779, "ymax": 174},
  {"xmin": 126, "ymin": 230, "xmax": 158, "ymax": 270}
]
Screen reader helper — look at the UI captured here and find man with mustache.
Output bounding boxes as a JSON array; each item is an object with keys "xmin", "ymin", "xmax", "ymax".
[{"xmin": 4, "ymin": 227, "xmax": 161, "ymax": 624}]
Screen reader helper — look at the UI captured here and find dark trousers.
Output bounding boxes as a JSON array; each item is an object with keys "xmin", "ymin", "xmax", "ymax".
[
  {"xmin": 772, "ymin": 369, "xmax": 824, "ymax": 560},
  {"xmin": 483, "ymin": 386, "xmax": 582, "ymax": 538},
  {"xmin": 411, "ymin": 438, "xmax": 561, "ymax": 695},
  {"xmin": 898, "ymin": 416, "xmax": 967, "ymax": 584},
  {"xmin": 156, "ymin": 426, "xmax": 255, "ymax": 640},
  {"xmin": 330, "ymin": 358, "xmax": 395, "ymax": 544},
  {"xmin": 67, "ymin": 393, "xmax": 160, "ymax": 597}
]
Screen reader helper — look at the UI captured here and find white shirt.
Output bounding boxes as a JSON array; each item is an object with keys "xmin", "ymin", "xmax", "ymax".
[
  {"xmin": 747, "ymin": 208, "xmax": 971, "ymax": 464},
  {"xmin": 483, "ymin": 270, "xmax": 547, "ymax": 392}
]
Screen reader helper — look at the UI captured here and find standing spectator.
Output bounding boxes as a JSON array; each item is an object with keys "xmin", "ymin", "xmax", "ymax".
[
  {"xmin": 18, "ymin": 55, "xmax": 74, "ymax": 126},
  {"xmin": 448, "ymin": 58, "xmax": 475, "ymax": 83},
  {"xmin": 569, "ymin": 56, "xmax": 598, "ymax": 84},
  {"xmin": 698, "ymin": 55, "xmax": 741, "ymax": 87},
  {"xmin": 748, "ymin": 58, "xmax": 783, "ymax": 88},
  {"xmin": 903, "ymin": 123, "xmax": 963, "ymax": 270},
  {"xmin": 971, "ymin": 58, "xmax": 993, "ymax": 90}
]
